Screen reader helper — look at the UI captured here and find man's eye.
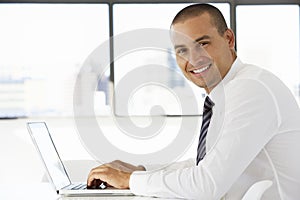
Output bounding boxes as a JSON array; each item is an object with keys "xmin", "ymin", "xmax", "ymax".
[
  {"xmin": 176, "ymin": 48, "xmax": 187, "ymax": 55},
  {"xmin": 199, "ymin": 42, "xmax": 209, "ymax": 47}
]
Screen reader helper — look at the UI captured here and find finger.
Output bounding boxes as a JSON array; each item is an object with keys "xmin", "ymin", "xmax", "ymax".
[
  {"xmin": 87, "ymin": 167, "xmax": 108, "ymax": 186},
  {"xmin": 87, "ymin": 173, "xmax": 104, "ymax": 187},
  {"xmin": 87, "ymin": 179, "xmax": 101, "ymax": 189}
]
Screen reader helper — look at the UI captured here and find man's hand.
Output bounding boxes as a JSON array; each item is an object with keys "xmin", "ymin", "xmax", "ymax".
[
  {"xmin": 87, "ymin": 160, "xmax": 145, "ymax": 189},
  {"xmin": 105, "ymin": 160, "xmax": 146, "ymax": 173}
]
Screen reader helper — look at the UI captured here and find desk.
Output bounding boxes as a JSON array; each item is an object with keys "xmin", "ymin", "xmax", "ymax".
[
  {"xmin": 0, "ymin": 117, "xmax": 199, "ymax": 184},
  {"xmin": 0, "ymin": 183, "xmax": 171, "ymax": 200},
  {"xmin": 0, "ymin": 183, "xmax": 57, "ymax": 200},
  {"xmin": 0, "ymin": 116, "xmax": 198, "ymax": 200}
]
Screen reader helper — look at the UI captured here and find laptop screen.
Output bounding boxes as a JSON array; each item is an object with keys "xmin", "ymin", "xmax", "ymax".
[{"xmin": 27, "ymin": 122, "xmax": 71, "ymax": 190}]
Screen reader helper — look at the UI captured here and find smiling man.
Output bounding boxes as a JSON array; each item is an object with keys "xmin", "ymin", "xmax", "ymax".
[
  {"xmin": 171, "ymin": 9, "xmax": 234, "ymax": 93},
  {"xmin": 87, "ymin": 4, "xmax": 300, "ymax": 199}
]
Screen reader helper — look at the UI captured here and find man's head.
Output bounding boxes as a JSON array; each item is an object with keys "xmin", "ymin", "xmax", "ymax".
[{"xmin": 170, "ymin": 4, "xmax": 236, "ymax": 93}]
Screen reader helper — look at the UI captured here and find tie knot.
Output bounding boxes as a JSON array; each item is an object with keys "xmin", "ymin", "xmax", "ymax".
[{"xmin": 204, "ymin": 96, "xmax": 214, "ymax": 111}]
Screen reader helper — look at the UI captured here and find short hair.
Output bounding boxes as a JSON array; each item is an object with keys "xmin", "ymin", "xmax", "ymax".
[{"xmin": 171, "ymin": 3, "xmax": 228, "ymax": 35}]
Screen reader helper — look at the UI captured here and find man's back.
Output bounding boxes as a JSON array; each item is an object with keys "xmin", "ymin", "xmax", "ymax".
[{"xmin": 217, "ymin": 60, "xmax": 300, "ymax": 199}]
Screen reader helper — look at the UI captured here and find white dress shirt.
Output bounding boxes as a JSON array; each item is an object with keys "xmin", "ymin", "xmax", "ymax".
[{"xmin": 129, "ymin": 58, "xmax": 300, "ymax": 200}]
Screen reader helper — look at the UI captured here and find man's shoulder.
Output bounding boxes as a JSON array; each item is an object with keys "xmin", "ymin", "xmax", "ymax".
[
  {"xmin": 225, "ymin": 62, "xmax": 297, "ymax": 107},
  {"xmin": 234, "ymin": 63, "xmax": 273, "ymax": 80},
  {"xmin": 229, "ymin": 62, "xmax": 285, "ymax": 90}
]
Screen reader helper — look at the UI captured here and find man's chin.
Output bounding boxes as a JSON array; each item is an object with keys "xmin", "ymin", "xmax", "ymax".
[{"xmin": 191, "ymin": 80, "xmax": 209, "ymax": 89}]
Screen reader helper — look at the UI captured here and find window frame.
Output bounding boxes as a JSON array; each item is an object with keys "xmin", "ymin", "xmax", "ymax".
[
  {"xmin": 1, "ymin": 0, "xmax": 298, "ymax": 82},
  {"xmin": 0, "ymin": 0, "xmax": 299, "ymax": 116}
]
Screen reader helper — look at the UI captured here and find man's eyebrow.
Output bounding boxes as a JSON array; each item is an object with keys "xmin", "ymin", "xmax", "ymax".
[
  {"xmin": 194, "ymin": 35, "xmax": 210, "ymax": 43},
  {"xmin": 174, "ymin": 35, "xmax": 211, "ymax": 49},
  {"xmin": 174, "ymin": 44, "xmax": 186, "ymax": 49}
]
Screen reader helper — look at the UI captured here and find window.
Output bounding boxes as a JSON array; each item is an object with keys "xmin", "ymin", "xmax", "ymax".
[
  {"xmin": 113, "ymin": 3, "xmax": 230, "ymax": 116},
  {"xmin": 236, "ymin": 5, "xmax": 300, "ymax": 103},
  {"xmin": 0, "ymin": 4, "xmax": 109, "ymax": 117},
  {"xmin": 1, "ymin": 2, "xmax": 299, "ymax": 117}
]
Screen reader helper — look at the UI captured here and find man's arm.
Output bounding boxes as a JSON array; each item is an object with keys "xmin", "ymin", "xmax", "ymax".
[
  {"xmin": 129, "ymin": 80, "xmax": 280, "ymax": 199},
  {"xmin": 88, "ymin": 80, "xmax": 280, "ymax": 199},
  {"xmin": 87, "ymin": 159, "xmax": 194, "ymax": 188},
  {"xmin": 143, "ymin": 158, "xmax": 195, "ymax": 171}
]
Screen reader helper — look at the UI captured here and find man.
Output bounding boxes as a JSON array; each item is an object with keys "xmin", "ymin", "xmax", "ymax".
[{"xmin": 87, "ymin": 4, "xmax": 300, "ymax": 199}]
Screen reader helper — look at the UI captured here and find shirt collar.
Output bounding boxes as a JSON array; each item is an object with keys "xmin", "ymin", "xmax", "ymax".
[{"xmin": 209, "ymin": 57, "xmax": 243, "ymax": 104}]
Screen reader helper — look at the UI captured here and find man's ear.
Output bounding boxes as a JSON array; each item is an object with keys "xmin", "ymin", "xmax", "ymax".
[{"xmin": 224, "ymin": 29, "xmax": 235, "ymax": 49}]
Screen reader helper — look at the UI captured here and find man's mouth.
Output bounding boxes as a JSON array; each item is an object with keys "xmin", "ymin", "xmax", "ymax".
[{"xmin": 190, "ymin": 63, "xmax": 212, "ymax": 74}]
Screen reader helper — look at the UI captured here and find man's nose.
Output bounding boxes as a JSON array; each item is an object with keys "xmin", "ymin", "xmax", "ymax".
[{"xmin": 189, "ymin": 47, "xmax": 206, "ymax": 66}]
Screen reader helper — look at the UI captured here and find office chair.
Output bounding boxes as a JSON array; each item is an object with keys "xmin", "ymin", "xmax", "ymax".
[{"xmin": 241, "ymin": 180, "xmax": 273, "ymax": 200}]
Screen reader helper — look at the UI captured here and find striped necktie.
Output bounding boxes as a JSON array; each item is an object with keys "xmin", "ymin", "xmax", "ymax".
[{"xmin": 196, "ymin": 96, "xmax": 214, "ymax": 165}]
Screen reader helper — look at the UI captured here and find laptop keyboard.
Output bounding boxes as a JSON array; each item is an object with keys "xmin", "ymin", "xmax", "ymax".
[{"xmin": 70, "ymin": 183, "xmax": 87, "ymax": 190}]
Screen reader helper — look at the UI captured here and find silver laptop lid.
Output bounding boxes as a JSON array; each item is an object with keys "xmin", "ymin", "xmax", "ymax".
[{"xmin": 27, "ymin": 122, "xmax": 71, "ymax": 190}]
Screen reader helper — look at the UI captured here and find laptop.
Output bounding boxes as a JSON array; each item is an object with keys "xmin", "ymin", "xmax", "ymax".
[{"xmin": 27, "ymin": 122, "xmax": 133, "ymax": 196}]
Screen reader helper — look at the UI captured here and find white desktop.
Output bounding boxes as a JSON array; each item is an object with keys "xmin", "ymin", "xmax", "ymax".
[{"xmin": 0, "ymin": 116, "xmax": 198, "ymax": 200}]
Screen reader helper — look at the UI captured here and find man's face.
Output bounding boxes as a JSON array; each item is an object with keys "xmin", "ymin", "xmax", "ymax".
[{"xmin": 171, "ymin": 13, "xmax": 235, "ymax": 93}]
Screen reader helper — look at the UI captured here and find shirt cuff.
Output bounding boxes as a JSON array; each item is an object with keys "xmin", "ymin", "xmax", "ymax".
[
  {"xmin": 129, "ymin": 171, "xmax": 150, "ymax": 196},
  {"xmin": 142, "ymin": 164, "xmax": 163, "ymax": 171}
]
